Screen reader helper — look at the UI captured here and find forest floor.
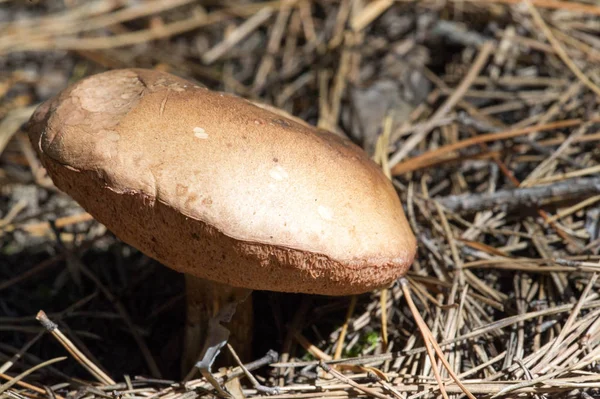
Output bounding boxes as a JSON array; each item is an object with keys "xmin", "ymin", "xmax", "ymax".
[{"xmin": 1, "ymin": 1, "xmax": 600, "ymax": 398}]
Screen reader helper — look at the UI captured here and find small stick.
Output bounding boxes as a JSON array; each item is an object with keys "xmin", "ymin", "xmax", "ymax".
[
  {"xmin": 226, "ymin": 344, "xmax": 280, "ymax": 395},
  {"xmin": 253, "ymin": 0, "xmax": 293, "ymax": 90},
  {"xmin": 389, "ymin": 41, "xmax": 495, "ymax": 166},
  {"xmin": 1, "ymin": 2, "xmax": 276, "ymax": 53},
  {"xmin": 379, "ymin": 290, "xmax": 389, "ymax": 353},
  {"xmin": 298, "ymin": 0, "xmax": 317, "ymax": 45},
  {"xmin": 0, "ymin": 105, "xmax": 37, "ymax": 155},
  {"xmin": 520, "ymin": 118, "xmax": 592, "ymax": 185},
  {"xmin": 533, "ymin": 273, "xmax": 598, "ymax": 371},
  {"xmin": 35, "ymin": 311, "xmax": 115, "ymax": 385},
  {"xmin": 524, "ymin": 164, "xmax": 600, "ymax": 186},
  {"xmin": 186, "ymin": 350, "xmax": 279, "ymax": 391},
  {"xmin": 53, "ymin": 0, "xmax": 198, "ymax": 37},
  {"xmin": 0, "ymin": 199, "xmax": 27, "ymax": 229},
  {"xmin": 0, "ymin": 371, "xmax": 64, "ymax": 399},
  {"xmin": 545, "ymin": 195, "xmax": 600, "ymax": 223},
  {"xmin": 399, "ymin": 278, "xmax": 477, "ymax": 399},
  {"xmin": 350, "ymin": 0, "xmax": 393, "ymax": 32},
  {"xmin": 334, "ymin": 296, "xmax": 357, "ymax": 360},
  {"xmin": 525, "ymin": 0, "xmax": 600, "ymax": 97},
  {"xmin": 1, "ymin": 212, "xmax": 94, "ymax": 237},
  {"xmin": 294, "ymin": 332, "xmax": 332, "ymax": 361},
  {"xmin": 0, "ymin": 254, "xmax": 67, "ymax": 294},
  {"xmin": 202, "ymin": 7, "xmax": 274, "ymax": 65},
  {"xmin": 366, "ymin": 371, "xmax": 404, "ymax": 399},
  {"xmin": 319, "ymin": 362, "xmax": 390, "ymax": 399},
  {"xmin": 391, "ymin": 117, "xmax": 599, "ymax": 175},
  {"xmin": 435, "ymin": 176, "xmax": 600, "ymax": 213},
  {"xmin": 222, "ymin": 349, "xmax": 279, "ymax": 381},
  {"xmin": 328, "ymin": 0, "xmax": 351, "ymax": 48},
  {"xmin": 0, "ymin": 357, "xmax": 66, "ymax": 396},
  {"xmin": 0, "ymin": 331, "xmax": 44, "ymax": 374},
  {"xmin": 456, "ymin": 0, "xmax": 600, "ymax": 15}
]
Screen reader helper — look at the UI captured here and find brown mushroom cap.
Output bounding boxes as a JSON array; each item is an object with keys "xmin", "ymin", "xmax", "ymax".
[{"xmin": 27, "ymin": 68, "xmax": 416, "ymax": 295}]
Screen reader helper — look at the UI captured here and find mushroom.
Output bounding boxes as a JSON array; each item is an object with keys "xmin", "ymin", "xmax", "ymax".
[{"xmin": 26, "ymin": 68, "xmax": 417, "ymax": 385}]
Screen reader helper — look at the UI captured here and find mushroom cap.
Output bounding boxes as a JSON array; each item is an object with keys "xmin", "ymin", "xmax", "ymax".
[{"xmin": 27, "ymin": 68, "xmax": 416, "ymax": 295}]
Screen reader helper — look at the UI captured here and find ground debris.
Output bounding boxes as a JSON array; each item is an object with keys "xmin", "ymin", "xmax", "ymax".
[{"xmin": 2, "ymin": 1, "xmax": 600, "ymax": 398}]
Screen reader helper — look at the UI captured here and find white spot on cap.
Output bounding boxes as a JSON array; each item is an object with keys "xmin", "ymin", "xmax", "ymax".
[
  {"xmin": 194, "ymin": 127, "xmax": 208, "ymax": 139},
  {"xmin": 269, "ymin": 165, "xmax": 288, "ymax": 181},
  {"xmin": 318, "ymin": 205, "xmax": 334, "ymax": 221},
  {"xmin": 106, "ymin": 131, "xmax": 120, "ymax": 141}
]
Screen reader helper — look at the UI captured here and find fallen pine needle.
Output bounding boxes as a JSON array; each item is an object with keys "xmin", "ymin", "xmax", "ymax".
[
  {"xmin": 392, "ymin": 118, "xmax": 600, "ymax": 175},
  {"xmin": 400, "ymin": 278, "xmax": 477, "ymax": 399},
  {"xmin": 36, "ymin": 311, "xmax": 115, "ymax": 385},
  {"xmin": 0, "ymin": 357, "xmax": 66, "ymax": 395}
]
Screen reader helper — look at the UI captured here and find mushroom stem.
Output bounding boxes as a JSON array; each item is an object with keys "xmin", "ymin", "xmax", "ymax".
[{"xmin": 182, "ymin": 275, "xmax": 254, "ymax": 376}]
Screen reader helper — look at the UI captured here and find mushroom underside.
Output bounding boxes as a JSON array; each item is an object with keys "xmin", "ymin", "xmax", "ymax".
[{"xmin": 42, "ymin": 159, "xmax": 413, "ymax": 296}]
